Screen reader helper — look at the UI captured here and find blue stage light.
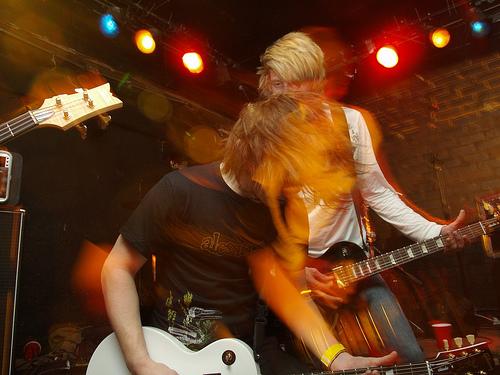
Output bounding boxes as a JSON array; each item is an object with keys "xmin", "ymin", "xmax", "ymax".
[
  {"xmin": 470, "ymin": 20, "xmax": 490, "ymax": 38},
  {"xmin": 100, "ymin": 13, "xmax": 119, "ymax": 38}
]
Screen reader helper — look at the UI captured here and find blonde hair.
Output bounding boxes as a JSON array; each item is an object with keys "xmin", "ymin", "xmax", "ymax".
[
  {"xmin": 258, "ymin": 32, "xmax": 325, "ymax": 97},
  {"xmin": 223, "ymin": 94, "xmax": 354, "ymax": 264}
]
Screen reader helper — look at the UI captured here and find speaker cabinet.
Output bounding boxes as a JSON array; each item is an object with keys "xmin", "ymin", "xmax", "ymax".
[{"xmin": 0, "ymin": 208, "xmax": 25, "ymax": 375}]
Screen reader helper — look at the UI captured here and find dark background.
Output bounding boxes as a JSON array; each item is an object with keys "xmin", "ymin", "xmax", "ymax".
[{"xmin": 0, "ymin": 0, "xmax": 499, "ymax": 369}]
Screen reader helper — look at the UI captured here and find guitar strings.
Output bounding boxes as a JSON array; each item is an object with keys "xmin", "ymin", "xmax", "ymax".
[
  {"xmin": 333, "ymin": 218, "xmax": 497, "ymax": 285},
  {"xmin": 293, "ymin": 356, "xmax": 468, "ymax": 375},
  {"xmin": 0, "ymin": 112, "xmax": 35, "ymax": 142},
  {"xmin": 0, "ymin": 101, "xmax": 98, "ymax": 138},
  {"xmin": 0, "ymin": 106, "xmax": 89, "ymax": 141},
  {"xmin": 0, "ymin": 96, "xmax": 114, "ymax": 141},
  {"xmin": 294, "ymin": 362, "xmax": 445, "ymax": 375}
]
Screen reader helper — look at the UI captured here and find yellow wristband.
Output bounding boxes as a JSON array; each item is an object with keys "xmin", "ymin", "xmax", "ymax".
[{"xmin": 321, "ymin": 343, "xmax": 346, "ymax": 368}]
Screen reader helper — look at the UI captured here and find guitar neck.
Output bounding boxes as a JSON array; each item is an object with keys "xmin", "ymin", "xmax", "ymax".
[
  {"xmin": 294, "ymin": 361, "xmax": 443, "ymax": 375},
  {"xmin": 293, "ymin": 360, "xmax": 455, "ymax": 375},
  {"xmin": 334, "ymin": 218, "xmax": 496, "ymax": 286},
  {"xmin": 0, "ymin": 111, "xmax": 37, "ymax": 144},
  {"xmin": 295, "ymin": 348, "xmax": 489, "ymax": 375}
]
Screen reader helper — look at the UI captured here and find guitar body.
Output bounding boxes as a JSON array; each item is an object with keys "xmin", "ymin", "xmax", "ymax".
[
  {"xmin": 321, "ymin": 241, "xmax": 367, "ymax": 263},
  {"xmin": 302, "ymin": 242, "xmax": 387, "ymax": 362},
  {"xmin": 86, "ymin": 326, "xmax": 260, "ymax": 375}
]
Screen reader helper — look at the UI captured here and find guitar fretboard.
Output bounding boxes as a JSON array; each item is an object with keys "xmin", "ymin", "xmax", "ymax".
[
  {"xmin": 333, "ymin": 217, "xmax": 498, "ymax": 286},
  {"xmin": 0, "ymin": 112, "xmax": 37, "ymax": 144},
  {"xmin": 0, "ymin": 107, "xmax": 56, "ymax": 144},
  {"xmin": 295, "ymin": 362, "xmax": 432, "ymax": 375},
  {"xmin": 290, "ymin": 346, "xmax": 488, "ymax": 374},
  {"xmin": 294, "ymin": 361, "xmax": 433, "ymax": 374}
]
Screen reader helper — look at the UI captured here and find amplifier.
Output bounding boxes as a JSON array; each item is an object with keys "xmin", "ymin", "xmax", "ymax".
[
  {"xmin": 0, "ymin": 151, "xmax": 22, "ymax": 206},
  {"xmin": 0, "ymin": 208, "xmax": 25, "ymax": 375}
]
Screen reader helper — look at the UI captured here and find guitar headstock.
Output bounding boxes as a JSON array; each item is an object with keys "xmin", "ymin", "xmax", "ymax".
[
  {"xmin": 35, "ymin": 83, "xmax": 123, "ymax": 130},
  {"xmin": 433, "ymin": 342, "xmax": 496, "ymax": 374},
  {"xmin": 488, "ymin": 215, "xmax": 500, "ymax": 234},
  {"xmin": 477, "ymin": 193, "xmax": 500, "ymax": 232}
]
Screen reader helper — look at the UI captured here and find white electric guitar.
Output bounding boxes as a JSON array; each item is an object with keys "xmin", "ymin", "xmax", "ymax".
[
  {"xmin": 86, "ymin": 327, "xmax": 495, "ymax": 375},
  {"xmin": 0, "ymin": 83, "xmax": 122, "ymax": 144},
  {"xmin": 86, "ymin": 326, "xmax": 260, "ymax": 374}
]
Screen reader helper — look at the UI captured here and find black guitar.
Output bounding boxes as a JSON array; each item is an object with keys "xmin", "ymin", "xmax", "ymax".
[
  {"xmin": 297, "ymin": 213, "xmax": 500, "ymax": 361},
  {"xmin": 316, "ymin": 215, "xmax": 499, "ymax": 288}
]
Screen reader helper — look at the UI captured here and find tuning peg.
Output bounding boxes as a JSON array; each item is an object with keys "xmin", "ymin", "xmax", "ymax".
[
  {"xmin": 56, "ymin": 97, "xmax": 62, "ymax": 106},
  {"xmin": 83, "ymin": 89, "xmax": 89, "ymax": 101},
  {"xmin": 63, "ymin": 110, "xmax": 70, "ymax": 120},
  {"xmin": 466, "ymin": 334, "xmax": 475, "ymax": 345},
  {"xmin": 87, "ymin": 98, "xmax": 94, "ymax": 108},
  {"xmin": 97, "ymin": 114, "xmax": 111, "ymax": 130},
  {"xmin": 443, "ymin": 339, "xmax": 449, "ymax": 351},
  {"xmin": 75, "ymin": 123, "xmax": 87, "ymax": 140},
  {"xmin": 454, "ymin": 337, "xmax": 463, "ymax": 348}
]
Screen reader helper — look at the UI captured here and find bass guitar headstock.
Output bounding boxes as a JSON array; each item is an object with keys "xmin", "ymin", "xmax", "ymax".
[{"xmin": 35, "ymin": 83, "xmax": 122, "ymax": 130}]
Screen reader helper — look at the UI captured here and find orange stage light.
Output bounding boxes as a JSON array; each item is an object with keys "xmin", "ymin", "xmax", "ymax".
[
  {"xmin": 135, "ymin": 29, "xmax": 156, "ymax": 54},
  {"xmin": 182, "ymin": 52, "xmax": 204, "ymax": 74},
  {"xmin": 430, "ymin": 28, "xmax": 451, "ymax": 48}
]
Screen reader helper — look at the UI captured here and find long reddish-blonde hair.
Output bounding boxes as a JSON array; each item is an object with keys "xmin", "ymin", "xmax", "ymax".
[{"xmin": 222, "ymin": 93, "xmax": 354, "ymax": 267}]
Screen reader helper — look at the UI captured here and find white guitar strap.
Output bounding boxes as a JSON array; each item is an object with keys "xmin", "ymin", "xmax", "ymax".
[{"xmin": 328, "ymin": 101, "xmax": 372, "ymax": 257}]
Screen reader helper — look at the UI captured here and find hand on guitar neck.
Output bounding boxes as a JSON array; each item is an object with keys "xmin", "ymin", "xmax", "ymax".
[
  {"xmin": 440, "ymin": 209, "xmax": 469, "ymax": 251},
  {"xmin": 305, "ymin": 209, "xmax": 475, "ymax": 309},
  {"xmin": 330, "ymin": 350, "xmax": 399, "ymax": 373}
]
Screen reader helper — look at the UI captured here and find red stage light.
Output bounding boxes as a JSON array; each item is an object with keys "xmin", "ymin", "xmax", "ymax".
[
  {"xmin": 182, "ymin": 52, "xmax": 204, "ymax": 74},
  {"xmin": 376, "ymin": 46, "xmax": 399, "ymax": 68}
]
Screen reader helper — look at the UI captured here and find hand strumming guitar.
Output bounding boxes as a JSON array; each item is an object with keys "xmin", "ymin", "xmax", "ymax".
[
  {"xmin": 131, "ymin": 358, "xmax": 179, "ymax": 375},
  {"xmin": 305, "ymin": 266, "xmax": 355, "ymax": 309}
]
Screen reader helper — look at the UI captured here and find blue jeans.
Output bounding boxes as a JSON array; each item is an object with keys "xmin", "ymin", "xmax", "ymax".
[{"xmin": 355, "ymin": 275, "xmax": 425, "ymax": 363}]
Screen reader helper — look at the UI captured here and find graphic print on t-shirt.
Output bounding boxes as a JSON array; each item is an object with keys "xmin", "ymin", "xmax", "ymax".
[
  {"xmin": 201, "ymin": 231, "xmax": 258, "ymax": 257},
  {"xmin": 164, "ymin": 289, "xmax": 223, "ymax": 350}
]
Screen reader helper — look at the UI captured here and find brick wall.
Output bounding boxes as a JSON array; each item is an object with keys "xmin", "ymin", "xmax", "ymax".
[
  {"xmin": 354, "ymin": 51, "xmax": 500, "ymax": 221},
  {"xmin": 351, "ymin": 52, "xmax": 500, "ymax": 311}
]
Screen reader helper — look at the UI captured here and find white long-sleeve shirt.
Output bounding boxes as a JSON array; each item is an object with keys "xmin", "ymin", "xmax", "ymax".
[{"xmin": 306, "ymin": 106, "xmax": 442, "ymax": 258}]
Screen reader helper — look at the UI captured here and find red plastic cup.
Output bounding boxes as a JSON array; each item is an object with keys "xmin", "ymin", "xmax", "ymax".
[
  {"xmin": 431, "ymin": 322, "xmax": 453, "ymax": 351},
  {"xmin": 23, "ymin": 340, "xmax": 41, "ymax": 361}
]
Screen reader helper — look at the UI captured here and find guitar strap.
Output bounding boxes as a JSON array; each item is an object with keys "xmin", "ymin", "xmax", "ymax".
[
  {"xmin": 253, "ymin": 299, "xmax": 268, "ymax": 362},
  {"xmin": 327, "ymin": 101, "xmax": 371, "ymax": 256},
  {"xmin": 329, "ymin": 103, "xmax": 426, "ymax": 287}
]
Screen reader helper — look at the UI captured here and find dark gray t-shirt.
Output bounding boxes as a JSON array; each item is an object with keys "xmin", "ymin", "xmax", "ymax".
[{"xmin": 120, "ymin": 162, "xmax": 277, "ymax": 348}]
